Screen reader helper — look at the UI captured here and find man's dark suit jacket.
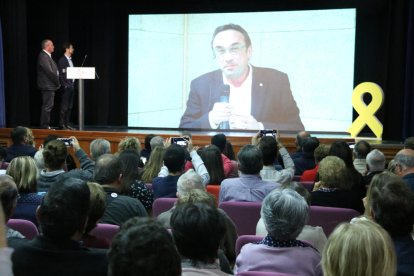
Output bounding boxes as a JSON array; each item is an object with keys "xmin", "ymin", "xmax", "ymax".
[
  {"xmin": 37, "ymin": 51, "xmax": 60, "ymax": 91},
  {"xmin": 179, "ymin": 66, "xmax": 304, "ymax": 130},
  {"xmin": 58, "ymin": 55, "xmax": 74, "ymax": 88}
]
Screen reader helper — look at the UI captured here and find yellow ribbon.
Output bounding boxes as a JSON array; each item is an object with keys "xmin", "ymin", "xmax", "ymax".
[{"xmin": 348, "ymin": 82, "xmax": 384, "ymax": 138}]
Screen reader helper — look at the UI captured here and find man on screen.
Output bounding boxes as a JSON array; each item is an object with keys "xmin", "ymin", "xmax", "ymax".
[{"xmin": 179, "ymin": 24, "xmax": 304, "ymax": 131}]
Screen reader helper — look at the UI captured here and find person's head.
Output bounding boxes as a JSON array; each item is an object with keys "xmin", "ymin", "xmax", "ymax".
[
  {"xmin": 394, "ymin": 148, "xmax": 414, "ymax": 177},
  {"xmin": 176, "ymin": 169, "xmax": 205, "ymax": 198},
  {"xmin": 329, "ymin": 141, "xmax": 354, "ymax": 168},
  {"xmin": 10, "ymin": 126, "xmax": 29, "ymax": 145},
  {"xmin": 150, "ymin": 136, "xmax": 164, "ymax": 150},
  {"xmin": 6, "ymin": 156, "xmax": 38, "ymax": 193},
  {"xmin": 314, "ymin": 144, "xmax": 330, "ymax": 164},
  {"xmin": 41, "ymin": 39, "xmax": 54, "ymax": 53},
  {"xmin": 200, "ymin": 145, "xmax": 224, "ymax": 184},
  {"xmin": 237, "ymin": 145, "xmax": 263, "ymax": 175},
  {"xmin": 62, "ymin": 42, "xmax": 74, "ymax": 56},
  {"xmin": 223, "ymin": 140, "xmax": 235, "ymax": 160},
  {"xmin": 211, "ymin": 133, "xmax": 227, "ymax": 153},
  {"xmin": 141, "ymin": 146, "xmax": 166, "ymax": 183},
  {"xmin": 85, "ymin": 182, "xmax": 107, "ymax": 234},
  {"xmin": 295, "ymin": 131, "xmax": 311, "ymax": 151},
  {"xmin": 281, "ymin": 182, "xmax": 311, "ymax": 206},
  {"xmin": 302, "ymin": 137, "xmax": 320, "ymax": 154},
  {"xmin": 403, "ymin": 137, "xmax": 414, "ymax": 150},
  {"xmin": 258, "ymin": 136, "xmax": 278, "ymax": 166},
  {"xmin": 108, "ymin": 217, "xmax": 181, "ymax": 276},
  {"xmin": 318, "ymin": 156, "xmax": 346, "ymax": 188},
  {"xmin": 261, "ymin": 188, "xmax": 308, "ymax": 240},
  {"xmin": 118, "ymin": 137, "xmax": 141, "ymax": 155},
  {"xmin": 365, "ymin": 171, "xmax": 414, "ymax": 237},
  {"xmin": 42, "ymin": 139, "xmax": 68, "ymax": 170},
  {"xmin": 366, "ymin": 149, "xmax": 386, "ymax": 172},
  {"xmin": 354, "ymin": 140, "xmax": 371, "ymax": 159},
  {"xmin": 37, "ymin": 177, "xmax": 90, "ymax": 240},
  {"xmin": 94, "ymin": 154, "xmax": 122, "ymax": 185},
  {"xmin": 90, "ymin": 139, "xmax": 111, "ymax": 161},
  {"xmin": 163, "ymin": 144, "xmax": 186, "ymax": 174},
  {"xmin": 177, "ymin": 189, "xmax": 216, "ymax": 207},
  {"xmin": 211, "ymin": 24, "xmax": 252, "ymax": 81},
  {"xmin": 24, "ymin": 127, "xmax": 35, "ymax": 147},
  {"xmin": 118, "ymin": 149, "xmax": 141, "ymax": 190},
  {"xmin": 0, "ymin": 175, "xmax": 18, "ymax": 222},
  {"xmin": 171, "ymin": 202, "xmax": 226, "ymax": 265},
  {"xmin": 143, "ymin": 134, "xmax": 155, "ymax": 151},
  {"xmin": 322, "ymin": 220, "xmax": 396, "ymax": 276},
  {"xmin": 387, "ymin": 159, "xmax": 397, "ymax": 174}
]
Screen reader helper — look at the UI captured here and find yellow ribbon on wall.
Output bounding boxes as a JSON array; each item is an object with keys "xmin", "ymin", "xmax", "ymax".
[{"xmin": 348, "ymin": 82, "xmax": 384, "ymax": 138}]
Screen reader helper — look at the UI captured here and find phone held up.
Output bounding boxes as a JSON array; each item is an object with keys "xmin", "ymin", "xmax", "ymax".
[{"xmin": 57, "ymin": 137, "xmax": 73, "ymax": 147}]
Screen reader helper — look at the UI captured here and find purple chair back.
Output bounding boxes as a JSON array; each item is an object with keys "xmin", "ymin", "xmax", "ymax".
[
  {"xmin": 235, "ymin": 235, "xmax": 263, "ymax": 256},
  {"xmin": 308, "ymin": 206, "xmax": 360, "ymax": 236},
  {"xmin": 89, "ymin": 223, "xmax": 120, "ymax": 243},
  {"xmin": 152, "ymin": 198, "xmax": 177, "ymax": 217},
  {"xmin": 219, "ymin": 201, "xmax": 262, "ymax": 235},
  {"xmin": 7, "ymin": 219, "xmax": 39, "ymax": 240},
  {"xmin": 145, "ymin": 183, "xmax": 153, "ymax": 191},
  {"xmin": 299, "ymin": 181, "xmax": 314, "ymax": 192},
  {"xmin": 237, "ymin": 271, "xmax": 299, "ymax": 276}
]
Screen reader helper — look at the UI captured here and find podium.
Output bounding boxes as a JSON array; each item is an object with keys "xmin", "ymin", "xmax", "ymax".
[{"xmin": 67, "ymin": 67, "xmax": 95, "ymax": 130}]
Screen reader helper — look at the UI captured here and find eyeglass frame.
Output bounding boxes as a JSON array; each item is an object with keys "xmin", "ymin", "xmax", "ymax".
[{"xmin": 213, "ymin": 43, "xmax": 246, "ymax": 58}]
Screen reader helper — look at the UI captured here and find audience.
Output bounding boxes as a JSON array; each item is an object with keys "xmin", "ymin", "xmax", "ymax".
[
  {"xmin": 94, "ymin": 154, "xmax": 147, "ymax": 225},
  {"xmin": 353, "ymin": 140, "xmax": 371, "ymax": 174},
  {"xmin": 171, "ymin": 202, "xmax": 231, "ymax": 275},
  {"xmin": 12, "ymin": 177, "xmax": 108, "ymax": 276},
  {"xmin": 140, "ymin": 146, "xmax": 166, "ymax": 183},
  {"xmin": 293, "ymin": 136, "xmax": 320, "ymax": 175},
  {"xmin": 253, "ymin": 133, "xmax": 295, "ymax": 185},
  {"xmin": 150, "ymin": 135, "xmax": 165, "ymax": 150},
  {"xmin": 362, "ymin": 149, "xmax": 386, "ymax": 186},
  {"xmin": 210, "ymin": 134, "xmax": 235, "ymax": 177},
  {"xmin": 236, "ymin": 188, "xmax": 322, "ymax": 275},
  {"xmin": 199, "ymin": 145, "xmax": 225, "ymax": 184},
  {"xmin": 89, "ymin": 138, "xmax": 111, "ymax": 161},
  {"xmin": 394, "ymin": 148, "xmax": 414, "ymax": 192},
  {"xmin": 6, "ymin": 156, "xmax": 42, "ymax": 225},
  {"xmin": 291, "ymin": 131, "xmax": 311, "ymax": 159},
  {"xmin": 219, "ymin": 145, "xmax": 280, "ymax": 203},
  {"xmin": 118, "ymin": 136, "xmax": 141, "ymax": 154},
  {"xmin": 108, "ymin": 217, "xmax": 181, "ymax": 276},
  {"xmin": 5, "ymin": 126, "xmax": 37, "ymax": 162},
  {"xmin": 322, "ymin": 220, "xmax": 396, "ymax": 276},
  {"xmin": 364, "ymin": 171, "xmax": 414, "ymax": 275},
  {"xmin": 311, "ymin": 156, "xmax": 364, "ymax": 213},
  {"xmin": 300, "ymin": 144, "xmax": 329, "ymax": 182},
  {"xmin": 256, "ymin": 182, "xmax": 327, "ymax": 252},
  {"xmin": 387, "ymin": 158, "xmax": 398, "ymax": 174},
  {"xmin": 140, "ymin": 134, "xmax": 155, "ymax": 161},
  {"xmin": 37, "ymin": 136, "xmax": 94, "ymax": 192},
  {"xmin": 0, "ymin": 175, "xmax": 24, "ymax": 240}
]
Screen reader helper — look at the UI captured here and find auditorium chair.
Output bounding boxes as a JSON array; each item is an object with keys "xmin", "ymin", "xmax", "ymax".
[
  {"xmin": 218, "ymin": 201, "xmax": 262, "ymax": 235},
  {"xmin": 308, "ymin": 206, "xmax": 360, "ymax": 236},
  {"xmin": 89, "ymin": 223, "xmax": 120, "ymax": 243},
  {"xmin": 7, "ymin": 219, "xmax": 39, "ymax": 240},
  {"xmin": 152, "ymin": 197, "xmax": 177, "ymax": 217},
  {"xmin": 206, "ymin": 185, "xmax": 220, "ymax": 206}
]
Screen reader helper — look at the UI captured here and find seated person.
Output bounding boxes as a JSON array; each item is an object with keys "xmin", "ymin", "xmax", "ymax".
[
  {"xmin": 364, "ymin": 171, "xmax": 414, "ymax": 275},
  {"xmin": 108, "ymin": 217, "xmax": 181, "ymax": 276},
  {"xmin": 236, "ymin": 188, "xmax": 322, "ymax": 275},
  {"xmin": 199, "ymin": 145, "xmax": 226, "ymax": 184},
  {"xmin": 219, "ymin": 145, "xmax": 280, "ymax": 203},
  {"xmin": 256, "ymin": 182, "xmax": 327, "ymax": 252},
  {"xmin": 300, "ymin": 144, "xmax": 330, "ymax": 182},
  {"xmin": 153, "ymin": 138, "xmax": 209, "ymax": 198},
  {"xmin": 353, "ymin": 140, "xmax": 371, "ymax": 174},
  {"xmin": 311, "ymin": 156, "xmax": 364, "ymax": 213},
  {"xmin": 171, "ymin": 202, "xmax": 232, "ymax": 275},
  {"xmin": 292, "ymin": 136, "xmax": 319, "ymax": 175},
  {"xmin": 362, "ymin": 149, "xmax": 386, "ymax": 186},
  {"xmin": 322, "ymin": 220, "xmax": 396, "ymax": 276},
  {"xmin": 89, "ymin": 139, "xmax": 111, "ymax": 161},
  {"xmin": 140, "ymin": 146, "xmax": 166, "ymax": 183},
  {"xmin": 94, "ymin": 154, "xmax": 147, "ymax": 225},
  {"xmin": 394, "ymin": 148, "xmax": 414, "ymax": 192},
  {"xmin": 7, "ymin": 156, "xmax": 43, "ymax": 225},
  {"xmin": 139, "ymin": 134, "xmax": 155, "ymax": 161},
  {"xmin": 210, "ymin": 134, "xmax": 234, "ymax": 177},
  {"xmin": 12, "ymin": 177, "xmax": 108, "ymax": 276},
  {"xmin": 5, "ymin": 126, "xmax": 37, "ymax": 162}
]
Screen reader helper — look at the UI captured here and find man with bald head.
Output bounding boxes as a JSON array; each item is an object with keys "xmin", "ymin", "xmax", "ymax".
[{"xmin": 394, "ymin": 149, "xmax": 414, "ymax": 192}]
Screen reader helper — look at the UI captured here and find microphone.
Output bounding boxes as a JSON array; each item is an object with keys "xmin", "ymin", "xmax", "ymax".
[
  {"xmin": 219, "ymin": 84, "xmax": 230, "ymax": 129},
  {"xmin": 80, "ymin": 54, "xmax": 87, "ymax": 67}
]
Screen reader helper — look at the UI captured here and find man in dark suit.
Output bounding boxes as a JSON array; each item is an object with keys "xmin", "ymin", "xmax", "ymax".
[
  {"xmin": 179, "ymin": 24, "xmax": 304, "ymax": 131},
  {"xmin": 37, "ymin": 39, "xmax": 60, "ymax": 129},
  {"xmin": 58, "ymin": 42, "xmax": 75, "ymax": 130}
]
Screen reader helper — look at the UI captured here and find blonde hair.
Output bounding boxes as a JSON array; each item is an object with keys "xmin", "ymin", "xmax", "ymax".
[
  {"xmin": 318, "ymin": 156, "xmax": 346, "ymax": 188},
  {"xmin": 24, "ymin": 127, "xmax": 35, "ymax": 147},
  {"xmin": 118, "ymin": 137, "xmax": 141, "ymax": 154},
  {"xmin": 85, "ymin": 182, "xmax": 107, "ymax": 233},
  {"xmin": 6, "ymin": 156, "xmax": 38, "ymax": 193},
  {"xmin": 141, "ymin": 146, "xmax": 166, "ymax": 183},
  {"xmin": 177, "ymin": 189, "xmax": 215, "ymax": 207},
  {"xmin": 322, "ymin": 220, "xmax": 396, "ymax": 276}
]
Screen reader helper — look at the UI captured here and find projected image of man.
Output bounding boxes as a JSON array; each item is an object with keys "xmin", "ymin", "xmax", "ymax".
[{"xmin": 179, "ymin": 24, "xmax": 304, "ymax": 131}]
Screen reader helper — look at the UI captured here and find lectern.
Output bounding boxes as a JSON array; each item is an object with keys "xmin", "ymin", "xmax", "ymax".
[{"xmin": 67, "ymin": 67, "xmax": 95, "ymax": 130}]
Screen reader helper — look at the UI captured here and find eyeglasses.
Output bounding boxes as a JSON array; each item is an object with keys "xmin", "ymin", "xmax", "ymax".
[{"xmin": 214, "ymin": 44, "xmax": 246, "ymax": 57}]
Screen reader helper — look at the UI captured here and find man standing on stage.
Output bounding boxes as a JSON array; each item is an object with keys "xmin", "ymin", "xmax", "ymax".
[
  {"xmin": 58, "ymin": 42, "xmax": 75, "ymax": 130},
  {"xmin": 37, "ymin": 39, "xmax": 60, "ymax": 129}
]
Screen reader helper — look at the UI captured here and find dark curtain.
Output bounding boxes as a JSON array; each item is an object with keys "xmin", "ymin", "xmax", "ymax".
[
  {"xmin": 403, "ymin": 1, "xmax": 414, "ymax": 138},
  {"xmin": 0, "ymin": 17, "xmax": 5, "ymax": 127}
]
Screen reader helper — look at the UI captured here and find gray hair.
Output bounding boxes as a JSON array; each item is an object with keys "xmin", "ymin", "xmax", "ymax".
[
  {"xmin": 90, "ymin": 139, "xmax": 111, "ymax": 160},
  {"xmin": 176, "ymin": 169, "xmax": 205, "ymax": 197},
  {"xmin": 150, "ymin": 136, "xmax": 164, "ymax": 149},
  {"xmin": 395, "ymin": 151, "xmax": 414, "ymax": 170},
  {"xmin": 366, "ymin": 149, "xmax": 386, "ymax": 172},
  {"xmin": 261, "ymin": 188, "xmax": 309, "ymax": 240}
]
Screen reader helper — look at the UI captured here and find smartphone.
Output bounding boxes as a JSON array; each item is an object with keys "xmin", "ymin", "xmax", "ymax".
[
  {"xmin": 171, "ymin": 137, "xmax": 188, "ymax": 147},
  {"xmin": 260, "ymin": 130, "xmax": 276, "ymax": 138},
  {"xmin": 57, "ymin": 138, "xmax": 73, "ymax": 147}
]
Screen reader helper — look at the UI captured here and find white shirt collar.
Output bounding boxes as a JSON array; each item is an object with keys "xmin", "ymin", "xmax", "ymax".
[{"xmin": 42, "ymin": 49, "xmax": 52, "ymax": 58}]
